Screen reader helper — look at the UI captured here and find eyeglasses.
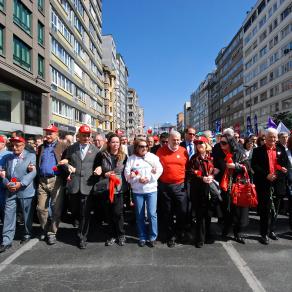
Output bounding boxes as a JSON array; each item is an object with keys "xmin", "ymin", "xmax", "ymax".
[
  {"xmin": 188, "ymin": 133, "xmax": 196, "ymax": 136},
  {"xmin": 161, "ymin": 141, "xmax": 168, "ymax": 144},
  {"xmin": 220, "ymin": 141, "xmax": 228, "ymax": 146},
  {"xmin": 138, "ymin": 145, "xmax": 148, "ymax": 149},
  {"xmin": 196, "ymin": 141, "xmax": 204, "ymax": 145}
]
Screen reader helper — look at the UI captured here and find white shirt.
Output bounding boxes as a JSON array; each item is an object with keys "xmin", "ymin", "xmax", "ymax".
[
  {"xmin": 79, "ymin": 143, "xmax": 90, "ymax": 160},
  {"xmin": 124, "ymin": 152, "xmax": 163, "ymax": 194}
]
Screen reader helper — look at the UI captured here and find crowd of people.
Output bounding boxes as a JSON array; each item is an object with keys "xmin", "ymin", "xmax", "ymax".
[{"xmin": 0, "ymin": 124, "xmax": 291, "ymax": 252}]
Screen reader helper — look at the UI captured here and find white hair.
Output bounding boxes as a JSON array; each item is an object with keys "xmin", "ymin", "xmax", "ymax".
[
  {"xmin": 223, "ymin": 128, "xmax": 234, "ymax": 137},
  {"xmin": 265, "ymin": 127, "xmax": 278, "ymax": 136},
  {"xmin": 169, "ymin": 129, "xmax": 181, "ymax": 139}
]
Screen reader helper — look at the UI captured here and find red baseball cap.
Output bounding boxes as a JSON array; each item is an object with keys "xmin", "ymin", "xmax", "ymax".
[
  {"xmin": 79, "ymin": 124, "xmax": 91, "ymax": 134},
  {"xmin": 0, "ymin": 136, "xmax": 5, "ymax": 143},
  {"xmin": 44, "ymin": 124, "xmax": 59, "ymax": 132},
  {"xmin": 153, "ymin": 135, "xmax": 159, "ymax": 141},
  {"xmin": 10, "ymin": 136, "xmax": 26, "ymax": 143},
  {"xmin": 194, "ymin": 136, "xmax": 209, "ymax": 144}
]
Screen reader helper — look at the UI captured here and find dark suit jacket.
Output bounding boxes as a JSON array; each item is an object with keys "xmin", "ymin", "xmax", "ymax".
[
  {"xmin": 64, "ymin": 143, "xmax": 99, "ymax": 195},
  {"xmin": 251, "ymin": 143, "xmax": 289, "ymax": 197},
  {"xmin": 150, "ymin": 144, "xmax": 161, "ymax": 155}
]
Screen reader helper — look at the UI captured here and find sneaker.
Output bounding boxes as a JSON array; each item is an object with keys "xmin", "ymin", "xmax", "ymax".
[
  {"xmin": 117, "ymin": 236, "xmax": 126, "ymax": 246},
  {"xmin": 105, "ymin": 238, "xmax": 116, "ymax": 246},
  {"xmin": 147, "ymin": 240, "xmax": 156, "ymax": 248},
  {"xmin": 78, "ymin": 240, "xmax": 87, "ymax": 249},
  {"xmin": 167, "ymin": 238, "xmax": 176, "ymax": 248},
  {"xmin": 0, "ymin": 244, "xmax": 12, "ymax": 253},
  {"xmin": 47, "ymin": 235, "xmax": 57, "ymax": 245},
  {"xmin": 40, "ymin": 232, "xmax": 47, "ymax": 241},
  {"xmin": 138, "ymin": 240, "xmax": 146, "ymax": 247}
]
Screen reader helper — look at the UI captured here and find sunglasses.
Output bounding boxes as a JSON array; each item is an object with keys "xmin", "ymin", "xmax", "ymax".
[
  {"xmin": 196, "ymin": 141, "xmax": 204, "ymax": 145},
  {"xmin": 220, "ymin": 141, "xmax": 228, "ymax": 146},
  {"xmin": 161, "ymin": 141, "xmax": 168, "ymax": 144},
  {"xmin": 188, "ymin": 133, "xmax": 196, "ymax": 136},
  {"xmin": 138, "ymin": 145, "xmax": 148, "ymax": 149}
]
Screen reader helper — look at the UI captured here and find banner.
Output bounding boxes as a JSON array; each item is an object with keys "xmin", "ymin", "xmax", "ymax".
[
  {"xmin": 246, "ymin": 116, "xmax": 253, "ymax": 135},
  {"xmin": 254, "ymin": 114, "xmax": 258, "ymax": 135},
  {"xmin": 215, "ymin": 119, "xmax": 221, "ymax": 133}
]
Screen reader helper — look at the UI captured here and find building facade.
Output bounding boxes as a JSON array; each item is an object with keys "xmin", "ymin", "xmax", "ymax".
[
  {"xmin": 0, "ymin": 0, "xmax": 50, "ymax": 136},
  {"xmin": 216, "ymin": 28, "xmax": 244, "ymax": 133},
  {"xmin": 137, "ymin": 107, "xmax": 144, "ymax": 135},
  {"xmin": 49, "ymin": 0, "xmax": 104, "ymax": 136},
  {"xmin": 183, "ymin": 101, "xmax": 191, "ymax": 129},
  {"xmin": 126, "ymin": 88, "xmax": 139, "ymax": 139},
  {"xmin": 176, "ymin": 112, "xmax": 184, "ymax": 133},
  {"xmin": 242, "ymin": 0, "xmax": 291, "ymax": 130}
]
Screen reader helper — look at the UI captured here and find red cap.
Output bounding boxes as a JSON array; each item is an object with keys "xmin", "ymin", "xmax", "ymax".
[
  {"xmin": 194, "ymin": 136, "xmax": 209, "ymax": 144},
  {"xmin": 44, "ymin": 124, "xmax": 59, "ymax": 132},
  {"xmin": 10, "ymin": 136, "xmax": 26, "ymax": 143},
  {"xmin": 79, "ymin": 124, "xmax": 91, "ymax": 134},
  {"xmin": 153, "ymin": 135, "xmax": 159, "ymax": 141},
  {"xmin": 0, "ymin": 136, "xmax": 5, "ymax": 143}
]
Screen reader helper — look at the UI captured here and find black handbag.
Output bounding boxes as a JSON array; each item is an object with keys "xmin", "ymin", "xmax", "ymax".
[
  {"xmin": 93, "ymin": 177, "xmax": 109, "ymax": 195},
  {"xmin": 209, "ymin": 180, "xmax": 222, "ymax": 202}
]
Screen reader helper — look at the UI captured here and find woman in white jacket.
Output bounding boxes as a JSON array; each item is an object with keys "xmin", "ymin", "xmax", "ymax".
[{"xmin": 124, "ymin": 138, "xmax": 163, "ymax": 247}]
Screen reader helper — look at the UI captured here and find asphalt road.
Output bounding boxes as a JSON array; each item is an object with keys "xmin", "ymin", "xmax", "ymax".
[{"xmin": 0, "ymin": 214, "xmax": 291, "ymax": 292}]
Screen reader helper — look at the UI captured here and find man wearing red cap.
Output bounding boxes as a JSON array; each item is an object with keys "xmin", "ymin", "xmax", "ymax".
[
  {"xmin": 36, "ymin": 124, "xmax": 68, "ymax": 245},
  {"xmin": 62, "ymin": 124, "xmax": 99, "ymax": 249},
  {"xmin": 0, "ymin": 137, "xmax": 36, "ymax": 252}
]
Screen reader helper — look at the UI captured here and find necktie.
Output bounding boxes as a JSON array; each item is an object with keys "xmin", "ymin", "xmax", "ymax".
[
  {"xmin": 80, "ymin": 145, "xmax": 86, "ymax": 160},
  {"xmin": 188, "ymin": 143, "xmax": 194, "ymax": 158}
]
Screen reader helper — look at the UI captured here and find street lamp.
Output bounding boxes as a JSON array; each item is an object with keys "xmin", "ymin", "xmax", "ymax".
[{"xmin": 243, "ymin": 84, "xmax": 253, "ymax": 133}]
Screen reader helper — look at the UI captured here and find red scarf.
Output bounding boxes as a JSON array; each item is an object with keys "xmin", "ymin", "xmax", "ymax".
[
  {"xmin": 220, "ymin": 151, "xmax": 234, "ymax": 192},
  {"xmin": 109, "ymin": 175, "xmax": 121, "ymax": 203}
]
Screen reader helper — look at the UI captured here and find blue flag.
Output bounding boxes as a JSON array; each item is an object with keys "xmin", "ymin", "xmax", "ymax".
[{"xmin": 267, "ymin": 117, "xmax": 277, "ymax": 129}]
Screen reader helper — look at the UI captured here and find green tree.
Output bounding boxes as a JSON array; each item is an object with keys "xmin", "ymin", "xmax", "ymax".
[{"xmin": 273, "ymin": 111, "xmax": 292, "ymax": 129}]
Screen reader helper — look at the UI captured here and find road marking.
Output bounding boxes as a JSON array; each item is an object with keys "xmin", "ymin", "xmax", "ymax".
[
  {"xmin": 221, "ymin": 241, "xmax": 266, "ymax": 292},
  {"xmin": 0, "ymin": 238, "xmax": 39, "ymax": 273}
]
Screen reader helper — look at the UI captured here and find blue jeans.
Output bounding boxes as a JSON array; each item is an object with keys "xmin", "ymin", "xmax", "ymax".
[{"xmin": 133, "ymin": 192, "xmax": 158, "ymax": 241}]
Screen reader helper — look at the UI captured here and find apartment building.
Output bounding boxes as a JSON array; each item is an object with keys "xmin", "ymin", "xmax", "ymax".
[
  {"xmin": 215, "ymin": 29, "xmax": 244, "ymax": 133},
  {"xmin": 127, "ymin": 88, "xmax": 139, "ymax": 139},
  {"xmin": 183, "ymin": 101, "xmax": 191, "ymax": 129},
  {"xmin": 243, "ymin": 0, "xmax": 291, "ymax": 129},
  {"xmin": 50, "ymin": 0, "xmax": 104, "ymax": 135},
  {"xmin": 0, "ymin": 0, "xmax": 50, "ymax": 135},
  {"xmin": 176, "ymin": 112, "xmax": 184, "ymax": 133}
]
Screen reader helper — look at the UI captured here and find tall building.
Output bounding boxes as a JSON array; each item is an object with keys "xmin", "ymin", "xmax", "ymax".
[
  {"xmin": 176, "ymin": 112, "xmax": 184, "ymax": 133},
  {"xmin": 127, "ymin": 88, "xmax": 139, "ymax": 139},
  {"xmin": 208, "ymin": 69, "xmax": 220, "ymax": 132},
  {"xmin": 103, "ymin": 64, "xmax": 116, "ymax": 132},
  {"xmin": 102, "ymin": 35, "xmax": 129, "ymax": 132},
  {"xmin": 137, "ymin": 107, "xmax": 144, "ymax": 135},
  {"xmin": 242, "ymin": 0, "xmax": 291, "ymax": 130},
  {"xmin": 49, "ymin": 0, "xmax": 104, "ymax": 136},
  {"xmin": 190, "ymin": 74, "xmax": 212, "ymax": 132},
  {"xmin": 0, "ymin": 0, "xmax": 50, "ymax": 136},
  {"xmin": 215, "ymin": 28, "xmax": 244, "ymax": 133}
]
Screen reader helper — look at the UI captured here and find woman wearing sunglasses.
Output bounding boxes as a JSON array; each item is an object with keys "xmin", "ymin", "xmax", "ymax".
[
  {"xmin": 124, "ymin": 139, "xmax": 163, "ymax": 247},
  {"xmin": 213, "ymin": 133, "xmax": 249, "ymax": 244},
  {"xmin": 189, "ymin": 136, "xmax": 218, "ymax": 248}
]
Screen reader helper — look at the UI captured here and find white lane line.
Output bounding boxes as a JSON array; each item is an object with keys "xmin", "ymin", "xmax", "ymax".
[
  {"xmin": 0, "ymin": 238, "xmax": 39, "ymax": 273},
  {"xmin": 221, "ymin": 242, "xmax": 266, "ymax": 292}
]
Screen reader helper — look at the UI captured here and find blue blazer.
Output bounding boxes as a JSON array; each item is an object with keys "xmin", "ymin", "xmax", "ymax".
[{"xmin": 2, "ymin": 150, "xmax": 36, "ymax": 199}]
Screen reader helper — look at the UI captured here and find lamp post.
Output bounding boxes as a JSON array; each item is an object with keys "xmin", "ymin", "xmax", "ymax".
[{"xmin": 243, "ymin": 84, "xmax": 253, "ymax": 133}]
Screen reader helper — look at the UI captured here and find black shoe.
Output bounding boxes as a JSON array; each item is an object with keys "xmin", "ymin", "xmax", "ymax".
[
  {"xmin": 138, "ymin": 240, "xmax": 146, "ymax": 247},
  {"xmin": 167, "ymin": 238, "xmax": 175, "ymax": 248},
  {"xmin": 0, "ymin": 244, "xmax": 12, "ymax": 253},
  {"xmin": 20, "ymin": 237, "xmax": 31, "ymax": 244},
  {"xmin": 118, "ymin": 236, "xmax": 126, "ymax": 246},
  {"xmin": 269, "ymin": 232, "xmax": 279, "ymax": 241},
  {"xmin": 39, "ymin": 232, "xmax": 47, "ymax": 241},
  {"xmin": 195, "ymin": 242, "xmax": 204, "ymax": 248},
  {"xmin": 78, "ymin": 240, "xmax": 87, "ymax": 249},
  {"xmin": 234, "ymin": 236, "xmax": 245, "ymax": 244},
  {"xmin": 147, "ymin": 240, "xmax": 156, "ymax": 248},
  {"xmin": 259, "ymin": 235, "xmax": 269, "ymax": 245},
  {"xmin": 105, "ymin": 238, "xmax": 116, "ymax": 246},
  {"xmin": 205, "ymin": 235, "xmax": 215, "ymax": 244},
  {"xmin": 47, "ymin": 235, "xmax": 57, "ymax": 245}
]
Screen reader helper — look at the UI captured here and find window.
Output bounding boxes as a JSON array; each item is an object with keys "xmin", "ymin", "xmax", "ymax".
[
  {"xmin": 0, "ymin": 0, "xmax": 4, "ymax": 11},
  {"xmin": 259, "ymin": 30, "xmax": 267, "ymax": 42},
  {"xmin": 74, "ymin": 0, "xmax": 84, "ymax": 17},
  {"xmin": 281, "ymin": 4, "xmax": 291, "ymax": 21},
  {"xmin": 282, "ymin": 79, "xmax": 292, "ymax": 92},
  {"xmin": 260, "ymin": 91, "xmax": 267, "ymax": 102},
  {"xmin": 259, "ymin": 15, "xmax": 266, "ymax": 29},
  {"xmin": 51, "ymin": 37, "xmax": 73, "ymax": 69},
  {"xmin": 13, "ymin": 0, "xmax": 32, "ymax": 34},
  {"xmin": 260, "ymin": 76, "xmax": 268, "ymax": 87},
  {"xmin": 259, "ymin": 45, "xmax": 267, "ymax": 57},
  {"xmin": 38, "ymin": 21, "xmax": 44, "ymax": 45},
  {"xmin": 51, "ymin": 9, "xmax": 72, "ymax": 44},
  {"xmin": 0, "ymin": 25, "xmax": 3, "ymax": 55},
  {"xmin": 38, "ymin": 55, "xmax": 44, "ymax": 78},
  {"xmin": 13, "ymin": 36, "xmax": 31, "ymax": 70},
  {"xmin": 52, "ymin": 98, "xmax": 73, "ymax": 118},
  {"xmin": 74, "ymin": 16, "xmax": 84, "ymax": 37},
  {"xmin": 281, "ymin": 24, "xmax": 292, "ymax": 39},
  {"xmin": 51, "ymin": 67, "xmax": 73, "ymax": 94},
  {"xmin": 38, "ymin": 0, "xmax": 44, "ymax": 12}
]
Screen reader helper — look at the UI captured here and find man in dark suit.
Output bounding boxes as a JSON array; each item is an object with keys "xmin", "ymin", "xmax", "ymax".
[
  {"xmin": 36, "ymin": 124, "xmax": 68, "ymax": 245},
  {"xmin": 251, "ymin": 128, "xmax": 289, "ymax": 245},
  {"xmin": 62, "ymin": 125, "xmax": 99, "ymax": 249},
  {"xmin": 0, "ymin": 137, "xmax": 36, "ymax": 252},
  {"xmin": 151, "ymin": 132, "xmax": 169, "ymax": 155}
]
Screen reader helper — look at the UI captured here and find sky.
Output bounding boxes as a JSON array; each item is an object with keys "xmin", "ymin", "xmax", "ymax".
[{"xmin": 102, "ymin": 0, "xmax": 256, "ymax": 128}]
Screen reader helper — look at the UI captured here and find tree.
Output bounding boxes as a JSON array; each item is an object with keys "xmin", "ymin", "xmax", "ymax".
[{"xmin": 273, "ymin": 111, "xmax": 292, "ymax": 129}]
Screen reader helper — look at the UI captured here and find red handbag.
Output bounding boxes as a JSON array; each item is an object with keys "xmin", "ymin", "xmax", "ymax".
[{"xmin": 231, "ymin": 166, "xmax": 258, "ymax": 208}]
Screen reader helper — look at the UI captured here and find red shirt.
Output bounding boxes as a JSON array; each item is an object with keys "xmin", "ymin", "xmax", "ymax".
[
  {"xmin": 156, "ymin": 145, "xmax": 188, "ymax": 184},
  {"xmin": 266, "ymin": 146, "xmax": 277, "ymax": 174}
]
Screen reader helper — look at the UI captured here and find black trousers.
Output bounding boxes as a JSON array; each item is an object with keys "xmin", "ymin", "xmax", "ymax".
[
  {"xmin": 103, "ymin": 192, "xmax": 125, "ymax": 238},
  {"xmin": 70, "ymin": 193, "xmax": 93, "ymax": 242},
  {"xmin": 258, "ymin": 192, "xmax": 281, "ymax": 236},
  {"xmin": 158, "ymin": 182, "xmax": 187, "ymax": 240},
  {"xmin": 287, "ymin": 184, "xmax": 292, "ymax": 229}
]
